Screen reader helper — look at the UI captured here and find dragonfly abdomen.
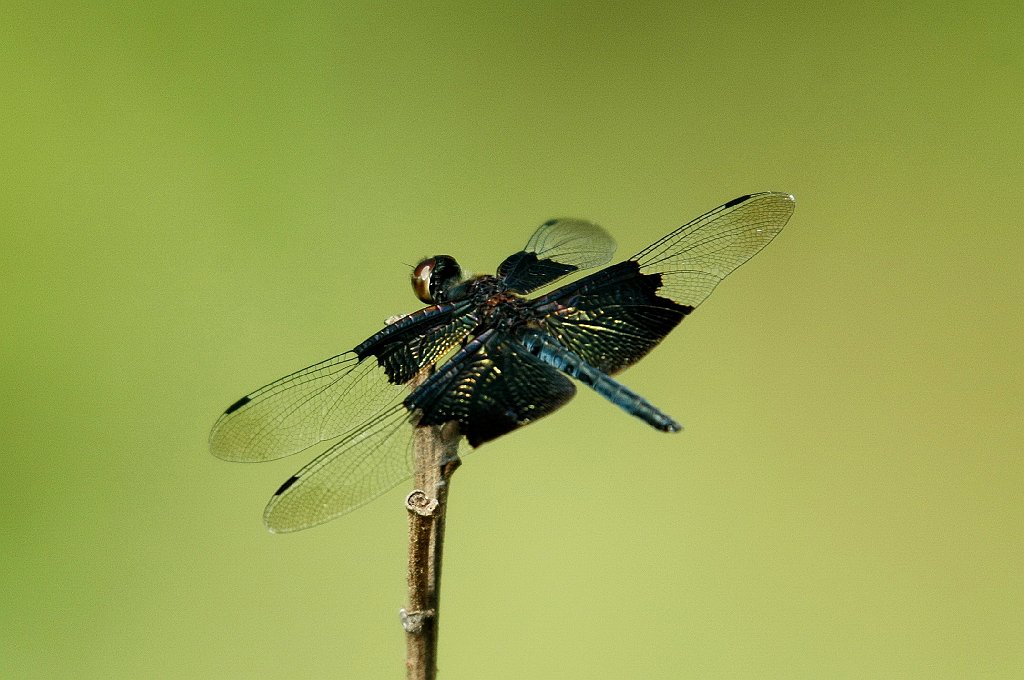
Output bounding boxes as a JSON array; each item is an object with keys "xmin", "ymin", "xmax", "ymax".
[{"xmin": 516, "ymin": 329, "xmax": 682, "ymax": 433}]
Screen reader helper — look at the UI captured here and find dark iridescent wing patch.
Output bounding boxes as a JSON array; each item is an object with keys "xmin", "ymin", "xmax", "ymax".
[
  {"xmin": 533, "ymin": 192, "xmax": 795, "ymax": 374},
  {"xmin": 497, "ymin": 218, "xmax": 616, "ymax": 294},
  {"xmin": 354, "ymin": 301, "xmax": 479, "ymax": 384},
  {"xmin": 532, "ymin": 261, "xmax": 691, "ymax": 375},
  {"xmin": 409, "ymin": 330, "xmax": 577, "ymax": 447}
]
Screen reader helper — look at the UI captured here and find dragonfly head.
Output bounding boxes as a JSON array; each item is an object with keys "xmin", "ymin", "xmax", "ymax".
[{"xmin": 412, "ymin": 255, "xmax": 463, "ymax": 304}]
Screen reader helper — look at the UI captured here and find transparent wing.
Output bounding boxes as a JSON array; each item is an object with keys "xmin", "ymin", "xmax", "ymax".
[
  {"xmin": 632, "ymin": 192, "xmax": 795, "ymax": 308},
  {"xmin": 210, "ymin": 352, "xmax": 402, "ymax": 462},
  {"xmin": 497, "ymin": 218, "xmax": 617, "ymax": 293},
  {"xmin": 524, "ymin": 218, "xmax": 617, "ymax": 270},
  {"xmin": 532, "ymin": 192, "xmax": 794, "ymax": 374},
  {"xmin": 210, "ymin": 304, "xmax": 477, "ymax": 462},
  {"xmin": 263, "ymin": 405, "xmax": 437, "ymax": 532}
]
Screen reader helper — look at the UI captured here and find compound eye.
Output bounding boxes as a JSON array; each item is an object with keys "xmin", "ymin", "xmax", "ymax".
[
  {"xmin": 411, "ymin": 255, "xmax": 461, "ymax": 304},
  {"xmin": 412, "ymin": 258, "xmax": 437, "ymax": 303}
]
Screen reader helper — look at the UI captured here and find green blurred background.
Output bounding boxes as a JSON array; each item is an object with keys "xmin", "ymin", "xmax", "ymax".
[{"xmin": 3, "ymin": 2, "xmax": 1021, "ymax": 678}]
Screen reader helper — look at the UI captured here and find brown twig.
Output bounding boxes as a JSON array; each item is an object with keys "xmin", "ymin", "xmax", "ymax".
[{"xmin": 402, "ymin": 416, "xmax": 461, "ymax": 680}]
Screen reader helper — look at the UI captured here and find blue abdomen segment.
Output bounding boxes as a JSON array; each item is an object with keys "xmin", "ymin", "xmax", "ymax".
[{"xmin": 516, "ymin": 329, "xmax": 682, "ymax": 433}]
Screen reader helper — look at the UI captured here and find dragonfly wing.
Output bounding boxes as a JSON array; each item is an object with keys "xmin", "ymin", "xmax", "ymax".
[
  {"xmin": 210, "ymin": 303, "xmax": 477, "ymax": 462},
  {"xmin": 209, "ymin": 352, "xmax": 400, "ymax": 462},
  {"xmin": 263, "ymin": 405, "xmax": 433, "ymax": 532},
  {"xmin": 533, "ymin": 192, "xmax": 794, "ymax": 374},
  {"xmin": 497, "ymin": 218, "xmax": 617, "ymax": 294},
  {"xmin": 632, "ymin": 192, "xmax": 795, "ymax": 308}
]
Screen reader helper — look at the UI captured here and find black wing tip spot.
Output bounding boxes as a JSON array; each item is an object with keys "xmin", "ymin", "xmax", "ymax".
[
  {"xmin": 274, "ymin": 475, "xmax": 299, "ymax": 496},
  {"xmin": 723, "ymin": 194, "xmax": 752, "ymax": 209},
  {"xmin": 223, "ymin": 395, "xmax": 251, "ymax": 415},
  {"xmin": 542, "ymin": 218, "xmax": 558, "ymax": 226}
]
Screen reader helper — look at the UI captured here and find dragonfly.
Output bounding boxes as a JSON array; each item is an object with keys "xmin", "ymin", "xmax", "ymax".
[{"xmin": 211, "ymin": 192, "xmax": 795, "ymax": 532}]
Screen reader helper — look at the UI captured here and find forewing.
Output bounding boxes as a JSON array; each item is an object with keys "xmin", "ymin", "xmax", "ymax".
[
  {"xmin": 409, "ymin": 330, "xmax": 577, "ymax": 447},
  {"xmin": 632, "ymin": 192, "xmax": 795, "ymax": 308},
  {"xmin": 533, "ymin": 193, "xmax": 794, "ymax": 374},
  {"xmin": 210, "ymin": 303, "xmax": 477, "ymax": 462},
  {"xmin": 497, "ymin": 218, "xmax": 616, "ymax": 294},
  {"xmin": 209, "ymin": 352, "xmax": 400, "ymax": 462},
  {"xmin": 263, "ymin": 405, "xmax": 436, "ymax": 532}
]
